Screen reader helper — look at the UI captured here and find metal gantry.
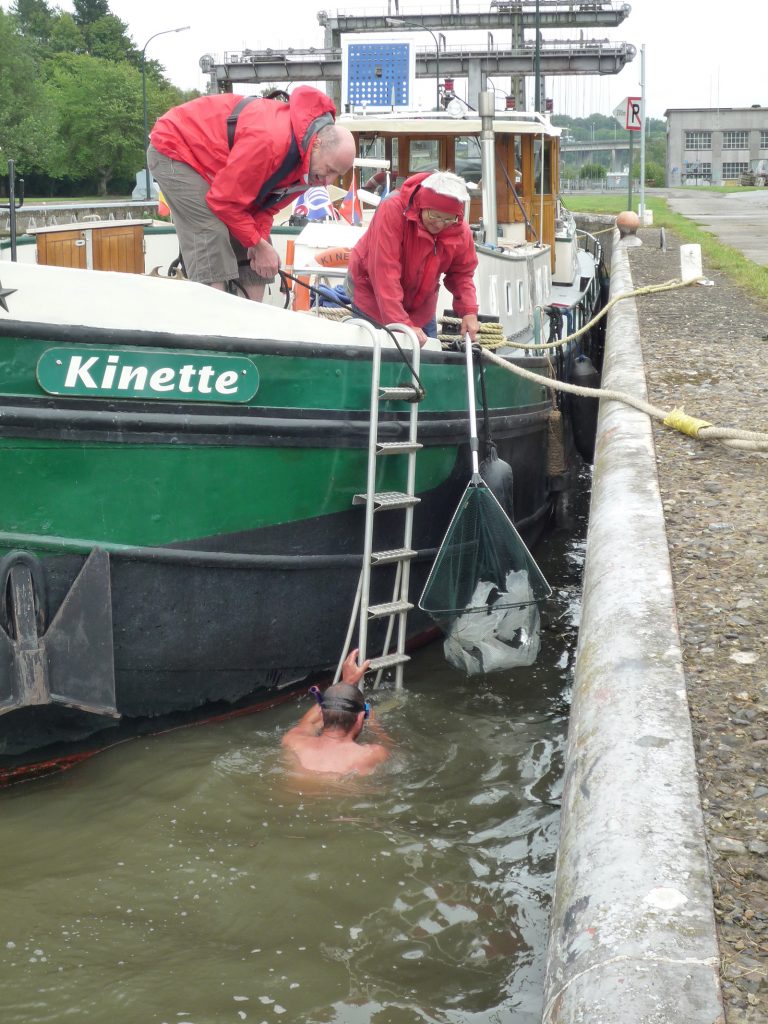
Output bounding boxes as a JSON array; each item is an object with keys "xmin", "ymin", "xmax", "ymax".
[{"xmin": 200, "ymin": 2, "xmax": 634, "ymax": 109}]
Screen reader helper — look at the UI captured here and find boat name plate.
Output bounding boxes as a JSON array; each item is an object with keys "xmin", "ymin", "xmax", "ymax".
[{"xmin": 36, "ymin": 347, "xmax": 260, "ymax": 403}]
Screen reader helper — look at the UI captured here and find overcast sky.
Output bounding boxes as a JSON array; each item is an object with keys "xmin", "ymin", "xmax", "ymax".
[{"xmin": 12, "ymin": 1, "xmax": 763, "ymax": 122}]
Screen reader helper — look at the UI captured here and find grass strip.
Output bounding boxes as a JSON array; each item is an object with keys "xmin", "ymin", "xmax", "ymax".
[{"xmin": 565, "ymin": 193, "xmax": 768, "ymax": 305}]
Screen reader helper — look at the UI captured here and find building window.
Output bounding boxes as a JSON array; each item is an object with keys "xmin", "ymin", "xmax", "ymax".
[
  {"xmin": 761, "ymin": 130, "xmax": 768, "ymax": 149},
  {"xmin": 684, "ymin": 131, "xmax": 711, "ymax": 150},
  {"xmin": 722, "ymin": 131, "xmax": 749, "ymax": 149},
  {"xmin": 683, "ymin": 162, "xmax": 711, "ymax": 182},
  {"xmin": 722, "ymin": 161, "xmax": 749, "ymax": 179}
]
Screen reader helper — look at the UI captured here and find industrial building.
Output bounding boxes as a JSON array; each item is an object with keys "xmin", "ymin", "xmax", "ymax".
[{"xmin": 665, "ymin": 105, "xmax": 768, "ymax": 186}]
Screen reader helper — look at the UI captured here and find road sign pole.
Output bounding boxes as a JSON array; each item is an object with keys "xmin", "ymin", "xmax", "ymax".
[
  {"xmin": 639, "ymin": 45, "xmax": 646, "ymax": 220},
  {"xmin": 628, "ymin": 130, "xmax": 634, "ymax": 211}
]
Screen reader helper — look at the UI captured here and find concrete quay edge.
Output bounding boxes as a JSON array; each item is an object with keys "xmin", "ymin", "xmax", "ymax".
[{"xmin": 541, "ymin": 234, "xmax": 725, "ymax": 1023}]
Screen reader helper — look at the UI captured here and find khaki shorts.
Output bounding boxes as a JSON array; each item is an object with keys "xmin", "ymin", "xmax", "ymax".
[{"xmin": 147, "ymin": 144, "xmax": 272, "ymax": 287}]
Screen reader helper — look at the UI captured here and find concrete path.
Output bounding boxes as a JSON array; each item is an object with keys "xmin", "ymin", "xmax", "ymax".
[{"xmin": 660, "ymin": 186, "xmax": 768, "ymax": 267}]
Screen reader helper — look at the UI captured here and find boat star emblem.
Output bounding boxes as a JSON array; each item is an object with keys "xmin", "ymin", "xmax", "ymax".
[{"xmin": 0, "ymin": 278, "xmax": 16, "ymax": 313}]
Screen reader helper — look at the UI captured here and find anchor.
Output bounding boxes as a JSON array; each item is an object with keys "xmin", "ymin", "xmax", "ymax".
[{"xmin": 0, "ymin": 548, "xmax": 119, "ymax": 718}]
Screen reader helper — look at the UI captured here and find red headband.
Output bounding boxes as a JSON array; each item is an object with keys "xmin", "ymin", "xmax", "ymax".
[{"xmin": 417, "ymin": 187, "xmax": 464, "ymax": 216}]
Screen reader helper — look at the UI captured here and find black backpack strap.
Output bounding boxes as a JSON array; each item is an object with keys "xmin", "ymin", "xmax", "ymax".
[
  {"xmin": 227, "ymin": 95, "xmax": 258, "ymax": 149},
  {"xmin": 228, "ymin": 96, "xmax": 336, "ymax": 212},
  {"xmin": 254, "ymin": 110, "xmax": 336, "ymax": 210}
]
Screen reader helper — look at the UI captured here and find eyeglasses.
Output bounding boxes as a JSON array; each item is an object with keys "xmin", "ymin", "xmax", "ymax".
[{"xmin": 423, "ymin": 209, "xmax": 459, "ymax": 225}]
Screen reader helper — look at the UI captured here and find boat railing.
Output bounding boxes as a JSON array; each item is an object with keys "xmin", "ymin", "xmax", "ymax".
[{"xmin": 576, "ymin": 228, "xmax": 602, "ymax": 263}]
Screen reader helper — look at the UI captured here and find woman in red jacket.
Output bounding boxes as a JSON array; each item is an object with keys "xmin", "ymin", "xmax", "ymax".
[{"xmin": 347, "ymin": 171, "xmax": 479, "ymax": 345}]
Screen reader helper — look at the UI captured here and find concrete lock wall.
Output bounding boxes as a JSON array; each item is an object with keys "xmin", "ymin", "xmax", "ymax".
[{"xmin": 541, "ymin": 233, "xmax": 725, "ymax": 1023}]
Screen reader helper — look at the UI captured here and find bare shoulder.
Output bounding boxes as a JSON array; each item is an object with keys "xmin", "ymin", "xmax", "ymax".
[{"xmin": 354, "ymin": 742, "xmax": 390, "ymax": 774}]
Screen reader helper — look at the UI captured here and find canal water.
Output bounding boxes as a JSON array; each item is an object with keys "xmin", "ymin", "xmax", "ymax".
[{"xmin": 0, "ymin": 480, "xmax": 588, "ymax": 1024}]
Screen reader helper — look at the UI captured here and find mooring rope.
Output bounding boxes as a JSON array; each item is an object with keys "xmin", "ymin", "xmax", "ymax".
[
  {"xmin": 481, "ymin": 346, "xmax": 768, "ymax": 453},
  {"xmin": 440, "ymin": 277, "xmax": 704, "ymax": 352}
]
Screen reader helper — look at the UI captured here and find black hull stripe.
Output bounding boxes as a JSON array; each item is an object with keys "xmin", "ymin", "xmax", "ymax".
[
  {"xmin": 0, "ymin": 500, "xmax": 548, "ymax": 567},
  {"xmin": 0, "ymin": 403, "xmax": 551, "ymax": 447}
]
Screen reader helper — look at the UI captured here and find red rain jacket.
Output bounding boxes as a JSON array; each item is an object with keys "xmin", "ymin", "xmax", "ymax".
[
  {"xmin": 150, "ymin": 86, "xmax": 337, "ymax": 249},
  {"xmin": 348, "ymin": 172, "xmax": 479, "ymax": 330}
]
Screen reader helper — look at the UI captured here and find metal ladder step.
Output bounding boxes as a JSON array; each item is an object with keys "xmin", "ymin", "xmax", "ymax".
[
  {"xmin": 376, "ymin": 441, "xmax": 423, "ymax": 455},
  {"xmin": 367, "ymin": 652, "xmax": 411, "ymax": 672},
  {"xmin": 379, "ymin": 386, "xmax": 421, "ymax": 402},
  {"xmin": 370, "ymin": 547, "xmax": 416, "ymax": 565},
  {"xmin": 367, "ymin": 600, "xmax": 413, "ymax": 620},
  {"xmin": 352, "ymin": 491, "xmax": 421, "ymax": 510}
]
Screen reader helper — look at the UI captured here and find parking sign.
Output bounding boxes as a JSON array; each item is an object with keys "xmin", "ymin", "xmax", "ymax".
[{"xmin": 624, "ymin": 96, "xmax": 642, "ymax": 131}]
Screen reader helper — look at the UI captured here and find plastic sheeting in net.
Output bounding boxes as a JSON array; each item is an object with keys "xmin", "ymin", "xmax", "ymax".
[{"xmin": 419, "ymin": 482, "xmax": 552, "ymax": 675}]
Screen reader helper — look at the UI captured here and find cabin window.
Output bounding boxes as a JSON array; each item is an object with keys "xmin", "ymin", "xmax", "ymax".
[
  {"xmin": 505, "ymin": 281, "xmax": 512, "ymax": 315},
  {"xmin": 533, "ymin": 139, "xmax": 552, "ymax": 194},
  {"xmin": 409, "ymin": 139, "xmax": 440, "ymax": 174},
  {"xmin": 517, "ymin": 279, "xmax": 525, "ymax": 313},
  {"xmin": 455, "ymin": 136, "xmax": 482, "ymax": 183}
]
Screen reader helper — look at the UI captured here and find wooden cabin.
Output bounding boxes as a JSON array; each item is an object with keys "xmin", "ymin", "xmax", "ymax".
[{"xmin": 339, "ymin": 110, "xmax": 561, "ymax": 267}]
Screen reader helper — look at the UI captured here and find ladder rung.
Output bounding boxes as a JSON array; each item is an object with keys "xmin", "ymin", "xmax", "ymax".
[
  {"xmin": 367, "ymin": 652, "xmax": 411, "ymax": 671},
  {"xmin": 371, "ymin": 547, "xmax": 416, "ymax": 565},
  {"xmin": 376, "ymin": 441, "xmax": 423, "ymax": 455},
  {"xmin": 367, "ymin": 600, "xmax": 413, "ymax": 619},
  {"xmin": 379, "ymin": 386, "xmax": 421, "ymax": 402},
  {"xmin": 352, "ymin": 491, "xmax": 421, "ymax": 510}
]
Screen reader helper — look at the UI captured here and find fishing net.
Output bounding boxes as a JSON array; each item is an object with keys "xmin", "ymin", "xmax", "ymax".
[{"xmin": 419, "ymin": 481, "xmax": 551, "ymax": 675}]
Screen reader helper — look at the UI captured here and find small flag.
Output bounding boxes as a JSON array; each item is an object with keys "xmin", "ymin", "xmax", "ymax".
[
  {"xmin": 294, "ymin": 186, "xmax": 340, "ymax": 221},
  {"xmin": 338, "ymin": 175, "xmax": 362, "ymax": 225}
]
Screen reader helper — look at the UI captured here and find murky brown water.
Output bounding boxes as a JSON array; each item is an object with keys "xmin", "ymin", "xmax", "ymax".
[{"xmin": 0, "ymin": 485, "xmax": 586, "ymax": 1024}]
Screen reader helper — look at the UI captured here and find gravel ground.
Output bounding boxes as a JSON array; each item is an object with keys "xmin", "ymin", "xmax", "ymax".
[{"xmin": 626, "ymin": 231, "xmax": 768, "ymax": 1022}]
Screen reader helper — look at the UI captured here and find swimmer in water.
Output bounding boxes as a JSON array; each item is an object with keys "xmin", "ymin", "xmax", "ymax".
[{"xmin": 281, "ymin": 650, "xmax": 391, "ymax": 776}]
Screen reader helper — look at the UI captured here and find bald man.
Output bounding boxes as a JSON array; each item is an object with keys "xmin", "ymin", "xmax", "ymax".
[{"xmin": 149, "ymin": 86, "xmax": 356, "ymax": 300}]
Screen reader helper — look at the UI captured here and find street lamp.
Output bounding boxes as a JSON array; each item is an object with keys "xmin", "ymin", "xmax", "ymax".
[
  {"xmin": 385, "ymin": 18, "xmax": 442, "ymax": 111},
  {"xmin": 142, "ymin": 26, "xmax": 190, "ymax": 201}
]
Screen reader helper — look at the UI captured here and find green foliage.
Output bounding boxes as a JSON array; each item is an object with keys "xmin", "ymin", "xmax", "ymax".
[
  {"xmin": 642, "ymin": 160, "xmax": 665, "ymax": 187},
  {"xmin": 72, "ymin": 0, "xmax": 110, "ymax": 26},
  {"xmin": 0, "ymin": 9, "xmax": 52, "ymax": 170},
  {"xmin": 1, "ymin": 0, "xmax": 193, "ymax": 194},
  {"xmin": 579, "ymin": 163, "xmax": 606, "ymax": 179},
  {"xmin": 49, "ymin": 13, "xmax": 86, "ymax": 54},
  {"xmin": 9, "ymin": 0, "xmax": 53, "ymax": 44},
  {"xmin": 44, "ymin": 53, "xmax": 146, "ymax": 193},
  {"xmin": 563, "ymin": 193, "xmax": 768, "ymax": 306},
  {"xmin": 85, "ymin": 14, "xmax": 137, "ymax": 63}
]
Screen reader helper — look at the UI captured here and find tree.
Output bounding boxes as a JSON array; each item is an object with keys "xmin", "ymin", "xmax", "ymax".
[
  {"xmin": 9, "ymin": 0, "xmax": 53, "ymax": 44},
  {"xmin": 72, "ymin": 0, "xmax": 110, "ymax": 26},
  {"xmin": 579, "ymin": 163, "xmax": 606, "ymax": 180},
  {"xmin": 44, "ymin": 53, "xmax": 145, "ymax": 193},
  {"xmin": 0, "ymin": 8, "xmax": 52, "ymax": 171},
  {"xmin": 86, "ymin": 14, "xmax": 137, "ymax": 63},
  {"xmin": 48, "ymin": 12, "xmax": 85, "ymax": 54}
]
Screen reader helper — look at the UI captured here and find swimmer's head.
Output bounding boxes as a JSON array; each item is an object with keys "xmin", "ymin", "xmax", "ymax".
[{"xmin": 319, "ymin": 683, "xmax": 366, "ymax": 733}]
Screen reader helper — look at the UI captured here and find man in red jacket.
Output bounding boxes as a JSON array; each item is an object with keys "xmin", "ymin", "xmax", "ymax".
[
  {"xmin": 148, "ymin": 86, "xmax": 356, "ymax": 300},
  {"xmin": 347, "ymin": 170, "xmax": 479, "ymax": 345}
]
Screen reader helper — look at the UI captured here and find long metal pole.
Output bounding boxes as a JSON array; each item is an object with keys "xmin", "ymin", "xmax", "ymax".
[
  {"xmin": 628, "ymin": 130, "xmax": 634, "ymax": 211},
  {"xmin": 8, "ymin": 160, "xmax": 17, "ymax": 262},
  {"xmin": 425, "ymin": 28, "xmax": 439, "ymax": 110},
  {"xmin": 142, "ymin": 56, "xmax": 150, "ymax": 201},
  {"xmin": 533, "ymin": 0, "xmax": 540, "ymax": 111},
  {"xmin": 478, "ymin": 91, "xmax": 497, "ymax": 244},
  {"xmin": 141, "ymin": 26, "xmax": 190, "ymax": 202},
  {"xmin": 639, "ymin": 43, "xmax": 646, "ymax": 221}
]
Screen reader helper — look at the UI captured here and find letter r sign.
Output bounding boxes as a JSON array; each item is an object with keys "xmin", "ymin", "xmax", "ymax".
[{"xmin": 625, "ymin": 96, "xmax": 642, "ymax": 131}]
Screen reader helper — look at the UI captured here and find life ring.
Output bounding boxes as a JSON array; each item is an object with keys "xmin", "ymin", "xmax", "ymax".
[{"xmin": 315, "ymin": 247, "xmax": 351, "ymax": 268}]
